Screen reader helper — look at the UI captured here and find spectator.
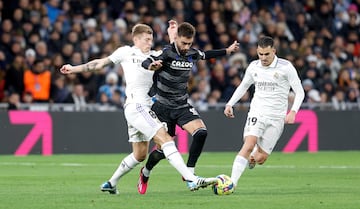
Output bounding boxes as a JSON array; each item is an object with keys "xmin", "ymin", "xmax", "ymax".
[
  {"xmin": 332, "ymin": 88, "xmax": 347, "ymax": 110},
  {"xmin": 0, "ymin": 0, "xmax": 360, "ymax": 110},
  {"xmin": 44, "ymin": 0, "xmax": 63, "ymax": 24},
  {"xmin": 64, "ymin": 82, "xmax": 86, "ymax": 111},
  {"xmin": 22, "ymin": 91, "xmax": 33, "ymax": 104},
  {"xmin": 7, "ymin": 91, "xmax": 20, "ymax": 110},
  {"xmin": 97, "ymin": 72, "xmax": 123, "ymax": 103},
  {"xmin": 5, "ymin": 55, "xmax": 25, "ymax": 96},
  {"xmin": 50, "ymin": 74, "xmax": 70, "ymax": 103},
  {"xmin": 307, "ymin": 89, "xmax": 322, "ymax": 109},
  {"xmin": 109, "ymin": 88, "xmax": 124, "ymax": 109},
  {"xmin": 210, "ymin": 62, "xmax": 227, "ymax": 97},
  {"xmin": 35, "ymin": 41, "xmax": 49, "ymax": 60},
  {"xmin": 24, "ymin": 48, "xmax": 36, "ymax": 69},
  {"xmin": 23, "ymin": 59, "xmax": 51, "ymax": 102}
]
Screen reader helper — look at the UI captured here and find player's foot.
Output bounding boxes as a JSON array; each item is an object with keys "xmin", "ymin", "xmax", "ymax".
[
  {"xmin": 187, "ymin": 177, "xmax": 218, "ymax": 191},
  {"xmin": 137, "ymin": 167, "xmax": 149, "ymax": 194},
  {"xmin": 248, "ymin": 156, "xmax": 256, "ymax": 169},
  {"xmin": 100, "ymin": 181, "xmax": 119, "ymax": 195}
]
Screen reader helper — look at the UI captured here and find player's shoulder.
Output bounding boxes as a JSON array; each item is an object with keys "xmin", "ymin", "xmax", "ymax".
[
  {"xmin": 117, "ymin": 45, "xmax": 131, "ymax": 50},
  {"xmin": 113, "ymin": 45, "xmax": 131, "ymax": 53},
  {"xmin": 277, "ymin": 57, "xmax": 293, "ymax": 67},
  {"xmin": 188, "ymin": 48, "xmax": 202, "ymax": 55},
  {"xmin": 247, "ymin": 60, "xmax": 259, "ymax": 70},
  {"xmin": 162, "ymin": 44, "xmax": 173, "ymax": 52}
]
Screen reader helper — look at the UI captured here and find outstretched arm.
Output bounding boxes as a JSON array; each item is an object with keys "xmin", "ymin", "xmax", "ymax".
[
  {"xmin": 60, "ymin": 57, "xmax": 113, "ymax": 74},
  {"xmin": 203, "ymin": 40, "xmax": 240, "ymax": 59},
  {"xmin": 167, "ymin": 20, "xmax": 178, "ymax": 44}
]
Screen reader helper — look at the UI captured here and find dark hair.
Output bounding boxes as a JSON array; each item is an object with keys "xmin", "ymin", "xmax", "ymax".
[
  {"xmin": 257, "ymin": 36, "xmax": 274, "ymax": 48},
  {"xmin": 177, "ymin": 22, "xmax": 196, "ymax": 38}
]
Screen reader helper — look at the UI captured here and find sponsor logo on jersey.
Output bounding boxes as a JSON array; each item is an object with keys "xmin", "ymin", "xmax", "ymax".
[
  {"xmin": 171, "ymin": 60, "xmax": 193, "ymax": 69},
  {"xmin": 255, "ymin": 81, "xmax": 278, "ymax": 92}
]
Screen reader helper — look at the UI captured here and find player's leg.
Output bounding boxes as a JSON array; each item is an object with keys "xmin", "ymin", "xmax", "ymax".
[
  {"xmin": 252, "ymin": 145, "xmax": 269, "ymax": 165},
  {"xmin": 139, "ymin": 102, "xmax": 173, "ymax": 186},
  {"xmin": 248, "ymin": 144, "xmax": 258, "ymax": 169},
  {"xmin": 230, "ymin": 135, "xmax": 257, "ymax": 187},
  {"xmin": 182, "ymin": 118, "xmax": 207, "ymax": 175},
  {"xmin": 253, "ymin": 118, "xmax": 284, "ymax": 165},
  {"xmin": 116, "ymin": 103, "xmax": 160, "ymax": 194},
  {"xmin": 101, "ymin": 141, "xmax": 149, "ymax": 194},
  {"xmin": 230, "ymin": 114, "xmax": 264, "ymax": 187},
  {"xmin": 152, "ymin": 127, "xmax": 217, "ymax": 191}
]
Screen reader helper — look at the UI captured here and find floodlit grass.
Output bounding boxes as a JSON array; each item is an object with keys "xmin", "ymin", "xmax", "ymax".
[{"xmin": 0, "ymin": 151, "xmax": 359, "ymax": 209}]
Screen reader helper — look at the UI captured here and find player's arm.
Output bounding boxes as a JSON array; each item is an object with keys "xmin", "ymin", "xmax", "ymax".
[
  {"xmin": 202, "ymin": 41, "xmax": 240, "ymax": 59},
  {"xmin": 224, "ymin": 65, "xmax": 253, "ymax": 118},
  {"xmin": 167, "ymin": 20, "xmax": 177, "ymax": 44},
  {"xmin": 142, "ymin": 21, "xmax": 176, "ymax": 71},
  {"xmin": 142, "ymin": 49, "xmax": 169, "ymax": 71},
  {"xmin": 60, "ymin": 57, "xmax": 113, "ymax": 74},
  {"xmin": 285, "ymin": 65, "xmax": 305, "ymax": 123}
]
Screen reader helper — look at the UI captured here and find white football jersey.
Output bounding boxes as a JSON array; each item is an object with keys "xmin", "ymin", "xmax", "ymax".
[
  {"xmin": 227, "ymin": 56, "xmax": 304, "ymax": 119},
  {"xmin": 108, "ymin": 46, "xmax": 160, "ymax": 105}
]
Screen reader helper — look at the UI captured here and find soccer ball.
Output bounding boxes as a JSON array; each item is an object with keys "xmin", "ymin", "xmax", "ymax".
[{"xmin": 212, "ymin": 174, "xmax": 235, "ymax": 195}]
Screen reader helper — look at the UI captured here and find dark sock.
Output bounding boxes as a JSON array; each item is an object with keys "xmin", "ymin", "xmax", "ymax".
[
  {"xmin": 187, "ymin": 128, "xmax": 207, "ymax": 167},
  {"xmin": 145, "ymin": 149, "xmax": 165, "ymax": 171}
]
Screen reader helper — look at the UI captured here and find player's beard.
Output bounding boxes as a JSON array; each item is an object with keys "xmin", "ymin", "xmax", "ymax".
[{"xmin": 180, "ymin": 49, "xmax": 188, "ymax": 55}]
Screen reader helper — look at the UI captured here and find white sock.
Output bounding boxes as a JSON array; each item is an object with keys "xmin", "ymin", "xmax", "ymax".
[
  {"xmin": 109, "ymin": 153, "xmax": 140, "ymax": 186},
  {"xmin": 142, "ymin": 167, "xmax": 151, "ymax": 177},
  {"xmin": 162, "ymin": 141, "xmax": 197, "ymax": 182},
  {"xmin": 188, "ymin": 167, "xmax": 195, "ymax": 175},
  {"xmin": 230, "ymin": 155, "xmax": 248, "ymax": 187}
]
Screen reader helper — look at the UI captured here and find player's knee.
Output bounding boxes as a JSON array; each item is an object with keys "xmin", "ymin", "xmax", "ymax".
[
  {"xmin": 193, "ymin": 128, "xmax": 207, "ymax": 141},
  {"xmin": 134, "ymin": 153, "xmax": 147, "ymax": 162}
]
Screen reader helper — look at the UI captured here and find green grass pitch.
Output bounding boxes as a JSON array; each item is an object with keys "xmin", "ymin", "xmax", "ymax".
[{"xmin": 1, "ymin": 151, "xmax": 359, "ymax": 209}]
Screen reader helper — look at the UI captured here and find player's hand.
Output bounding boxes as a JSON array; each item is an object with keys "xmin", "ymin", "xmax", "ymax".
[
  {"xmin": 168, "ymin": 20, "xmax": 178, "ymax": 32},
  {"xmin": 167, "ymin": 20, "xmax": 178, "ymax": 43},
  {"xmin": 224, "ymin": 105, "xmax": 235, "ymax": 118},
  {"xmin": 285, "ymin": 110, "xmax": 296, "ymax": 124},
  {"xmin": 59, "ymin": 64, "xmax": 74, "ymax": 74},
  {"xmin": 149, "ymin": 60, "xmax": 163, "ymax": 71},
  {"xmin": 226, "ymin": 41, "xmax": 240, "ymax": 55}
]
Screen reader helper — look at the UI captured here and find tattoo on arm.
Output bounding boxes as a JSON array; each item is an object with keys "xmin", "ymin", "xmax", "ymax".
[
  {"xmin": 84, "ymin": 62, "xmax": 99, "ymax": 72},
  {"xmin": 82, "ymin": 59, "xmax": 111, "ymax": 72}
]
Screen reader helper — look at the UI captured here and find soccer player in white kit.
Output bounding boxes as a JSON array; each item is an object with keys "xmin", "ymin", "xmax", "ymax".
[
  {"xmin": 224, "ymin": 36, "xmax": 305, "ymax": 188},
  {"xmin": 60, "ymin": 22, "xmax": 217, "ymax": 194}
]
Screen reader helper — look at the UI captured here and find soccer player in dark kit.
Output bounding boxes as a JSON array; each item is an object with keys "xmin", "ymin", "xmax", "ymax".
[{"xmin": 137, "ymin": 21, "xmax": 239, "ymax": 194}]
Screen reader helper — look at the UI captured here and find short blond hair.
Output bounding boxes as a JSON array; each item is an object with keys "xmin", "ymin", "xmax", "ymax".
[{"xmin": 131, "ymin": 23, "xmax": 153, "ymax": 37}]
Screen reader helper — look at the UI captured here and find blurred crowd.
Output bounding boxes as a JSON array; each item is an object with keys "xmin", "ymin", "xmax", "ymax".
[{"xmin": 1, "ymin": 0, "xmax": 360, "ymax": 111}]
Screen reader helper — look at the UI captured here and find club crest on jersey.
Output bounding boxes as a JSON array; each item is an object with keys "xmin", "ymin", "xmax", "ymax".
[
  {"xmin": 148, "ymin": 110, "xmax": 158, "ymax": 119},
  {"xmin": 273, "ymin": 72, "xmax": 279, "ymax": 79}
]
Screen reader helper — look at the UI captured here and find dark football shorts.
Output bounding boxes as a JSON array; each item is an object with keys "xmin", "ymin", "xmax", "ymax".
[{"xmin": 151, "ymin": 102, "xmax": 201, "ymax": 136}]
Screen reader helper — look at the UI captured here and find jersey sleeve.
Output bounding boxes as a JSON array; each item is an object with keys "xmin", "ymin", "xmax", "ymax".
[
  {"xmin": 108, "ymin": 46, "xmax": 129, "ymax": 65},
  {"xmin": 203, "ymin": 49, "xmax": 227, "ymax": 59},
  {"xmin": 226, "ymin": 64, "xmax": 254, "ymax": 106},
  {"xmin": 142, "ymin": 47, "xmax": 169, "ymax": 69},
  {"xmin": 287, "ymin": 64, "xmax": 305, "ymax": 112}
]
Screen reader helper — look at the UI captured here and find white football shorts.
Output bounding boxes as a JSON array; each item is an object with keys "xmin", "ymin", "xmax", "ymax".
[
  {"xmin": 243, "ymin": 113, "xmax": 284, "ymax": 154},
  {"xmin": 124, "ymin": 103, "xmax": 163, "ymax": 142}
]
